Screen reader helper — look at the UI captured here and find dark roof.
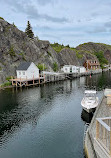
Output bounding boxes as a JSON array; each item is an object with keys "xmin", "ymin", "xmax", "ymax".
[{"xmin": 17, "ymin": 62, "xmax": 32, "ymax": 70}]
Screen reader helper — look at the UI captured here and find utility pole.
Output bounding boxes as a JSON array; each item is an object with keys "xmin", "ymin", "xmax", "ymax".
[{"xmin": 87, "ymin": 60, "xmax": 88, "ymax": 71}]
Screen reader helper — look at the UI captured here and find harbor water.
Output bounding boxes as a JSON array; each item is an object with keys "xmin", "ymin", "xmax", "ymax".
[{"xmin": 0, "ymin": 71, "xmax": 111, "ymax": 158}]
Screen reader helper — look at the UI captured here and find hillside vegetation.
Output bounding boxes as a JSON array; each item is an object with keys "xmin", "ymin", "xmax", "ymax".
[{"xmin": 51, "ymin": 42, "xmax": 109, "ymax": 67}]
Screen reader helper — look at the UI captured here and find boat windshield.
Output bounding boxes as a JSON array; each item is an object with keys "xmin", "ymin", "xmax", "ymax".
[{"xmin": 85, "ymin": 93, "xmax": 96, "ymax": 99}]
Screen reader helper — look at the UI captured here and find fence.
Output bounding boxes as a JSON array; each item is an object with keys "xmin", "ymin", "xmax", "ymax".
[{"xmin": 96, "ymin": 117, "xmax": 111, "ymax": 156}]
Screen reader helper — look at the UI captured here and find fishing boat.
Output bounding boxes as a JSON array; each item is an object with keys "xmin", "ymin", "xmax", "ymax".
[{"xmin": 81, "ymin": 90, "xmax": 99, "ymax": 113}]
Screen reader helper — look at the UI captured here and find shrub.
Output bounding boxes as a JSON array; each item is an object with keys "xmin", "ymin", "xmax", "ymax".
[
  {"xmin": 1, "ymin": 82, "xmax": 11, "ymax": 87},
  {"xmin": 51, "ymin": 43, "xmax": 66, "ymax": 53},
  {"xmin": 76, "ymin": 51, "xmax": 83, "ymax": 58},
  {"xmin": 53, "ymin": 62, "xmax": 58, "ymax": 72},
  {"xmin": 47, "ymin": 51, "xmax": 52, "ymax": 56},
  {"xmin": 6, "ymin": 76, "xmax": 12, "ymax": 81},
  {"xmin": 94, "ymin": 51, "xmax": 108, "ymax": 68},
  {"xmin": 0, "ymin": 17, "xmax": 4, "ymax": 20},
  {"xmin": 37, "ymin": 64, "xmax": 47, "ymax": 71},
  {"xmin": 9, "ymin": 46, "xmax": 16, "ymax": 56}
]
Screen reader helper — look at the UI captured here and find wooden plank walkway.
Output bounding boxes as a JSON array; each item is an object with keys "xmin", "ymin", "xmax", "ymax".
[{"xmin": 85, "ymin": 96, "xmax": 111, "ymax": 158}]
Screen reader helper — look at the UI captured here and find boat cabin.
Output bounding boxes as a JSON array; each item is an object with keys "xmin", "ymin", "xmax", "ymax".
[{"xmin": 84, "ymin": 90, "xmax": 97, "ymax": 98}]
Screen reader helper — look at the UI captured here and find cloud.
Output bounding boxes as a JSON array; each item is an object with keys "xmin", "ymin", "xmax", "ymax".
[
  {"xmin": 105, "ymin": 21, "xmax": 111, "ymax": 28},
  {"xmin": 86, "ymin": 26, "xmax": 107, "ymax": 34},
  {"xmin": 3, "ymin": 0, "xmax": 68, "ymax": 23},
  {"xmin": 91, "ymin": 12, "xmax": 99, "ymax": 18},
  {"xmin": 36, "ymin": 0, "xmax": 54, "ymax": 6}
]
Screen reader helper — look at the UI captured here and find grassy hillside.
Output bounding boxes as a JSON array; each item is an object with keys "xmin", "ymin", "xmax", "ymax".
[{"xmin": 51, "ymin": 42, "xmax": 110, "ymax": 68}]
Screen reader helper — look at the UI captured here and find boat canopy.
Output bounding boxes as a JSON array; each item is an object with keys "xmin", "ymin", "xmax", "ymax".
[{"xmin": 84, "ymin": 90, "xmax": 96, "ymax": 94}]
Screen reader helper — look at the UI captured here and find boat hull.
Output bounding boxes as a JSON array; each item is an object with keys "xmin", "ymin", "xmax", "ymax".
[{"xmin": 82, "ymin": 107, "xmax": 96, "ymax": 113}]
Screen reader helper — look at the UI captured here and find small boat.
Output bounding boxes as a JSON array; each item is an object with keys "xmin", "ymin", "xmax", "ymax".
[{"xmin": 81, "ymin": 90, "xmax": 99, "ymax": 113}]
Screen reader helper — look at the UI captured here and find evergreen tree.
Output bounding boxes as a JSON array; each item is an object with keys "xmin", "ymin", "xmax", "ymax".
[
  {"xmin": 12, "ymin": 22, "xmax": 17, "ymax": 28},
  {"xmin": 25, "ymin": 21, "xmax": 34, "ymax": 38}
]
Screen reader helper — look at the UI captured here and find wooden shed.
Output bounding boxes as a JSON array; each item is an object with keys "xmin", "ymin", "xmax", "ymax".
[{"xmin": 16, "ymin": 62, "xmax": 39, "ymax": 79}]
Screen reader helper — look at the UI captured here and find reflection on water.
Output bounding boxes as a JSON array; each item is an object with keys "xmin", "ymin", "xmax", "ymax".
[{"xmin": 0, "ymin": 72, "xmax": 110, "ymax": 158}]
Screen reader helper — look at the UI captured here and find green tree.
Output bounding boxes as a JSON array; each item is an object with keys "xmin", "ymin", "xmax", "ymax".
[
  {"xmin": 53, "ymin": 62, "xmax": 58, "ymax": 72},
  {"xmin": 37, "ymin": 64, "xmax": 47, "ymax": 71},
  {"xmin": 25, "ymin": 21, "xmax": 34, "ymax": 38},
  {"xmin": 12, "ymin": 22, "xmax": 17, "ymax": 28},
  {"xmin": 94, "ymin": 51, "xmax": 108, "ymax": 69}
]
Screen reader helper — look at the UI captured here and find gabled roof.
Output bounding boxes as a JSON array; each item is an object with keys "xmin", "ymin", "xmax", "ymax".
[{"xmin": 17, "ymin": 62, "xmax": 32, "ymax": 70}]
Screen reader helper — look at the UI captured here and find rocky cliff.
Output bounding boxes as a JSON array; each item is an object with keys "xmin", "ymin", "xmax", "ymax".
[{"xmin": 0, "ymin": 19, "xmax": 110, "ymax": 84}]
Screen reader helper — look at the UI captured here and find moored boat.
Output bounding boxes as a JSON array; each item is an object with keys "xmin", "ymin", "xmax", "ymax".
[{"xmin": 81, "ymin": 90, "xmax": 99, "ymax": 113}]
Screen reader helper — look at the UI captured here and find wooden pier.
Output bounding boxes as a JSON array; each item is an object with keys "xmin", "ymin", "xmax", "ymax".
[
  {"xmin": 9, "ymin": 69, "xmax": 103, "ymax": 88},
  {"xmin": 84, "ymin": 96, "xmax": 111, "ymax": 158},
  {"xmin": 10, "ymin": 73, "xmax": 65, "ymax": 88},
  {"xmin": 10, "ymin": 76, "xmax": 45, "ymax": 87}
]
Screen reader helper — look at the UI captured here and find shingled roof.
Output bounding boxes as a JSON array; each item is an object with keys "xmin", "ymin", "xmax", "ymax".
[{"xmin": 17, "ymin": 62, "xmax": 32, "ymax": 70}]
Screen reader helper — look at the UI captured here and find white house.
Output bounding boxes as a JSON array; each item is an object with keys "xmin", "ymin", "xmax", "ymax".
[
  {"xmin": 61, "ymin": 65, "xmax": 86, "ymax": 73},
  {"xmin": 79, "ymin": 66, "xmax": 86, "ymax": 73},
  {"xmin": 16, "ymin": 62, "xmax": 39, "ymax": 79},
  {"xmin": 61, "ymin": 65, "xmax": 79, "ymax": 73}
]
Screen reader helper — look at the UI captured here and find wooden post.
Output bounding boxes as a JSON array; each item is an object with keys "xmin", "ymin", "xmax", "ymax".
[
  {"xmin": 26, "ymin": 76, "xmax": 27, "ymax": 86},
  {"xmin": 96, "ymin": 120, "xmax": 99, "ymax": 139},
  {"xmin": 33, "ymin": 75, "xmax": 34, "ymax": 85},
  {"xmin": 39, "ymin": 75, "xmax": 40, "ymax": 84},
  {"xmin": 11, "ymin": 76, "xmax": 13, "ymax": 86},
  {"xmin": 20, "ymin": 77, "xmax": 21, "ymax": 87},
  {"xmin": 110, "ymin": 131, "xmax": 111, "ymax": 156},
  {"xmin": 44, "ymin": 74, "xmax": 45, "ymax": 83},
  {"xmin": 16, "ymin": 81, "xmax": 17, "ymax": 87}
]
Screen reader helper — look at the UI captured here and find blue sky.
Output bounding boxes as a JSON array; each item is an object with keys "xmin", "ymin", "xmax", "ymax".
[{"xmin": 1, "ymin": 0, "xmax": 111, "ymax": 47}]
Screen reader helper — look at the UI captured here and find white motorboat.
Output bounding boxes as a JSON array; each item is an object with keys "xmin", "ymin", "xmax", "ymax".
[{"xmin": 81, "ymin": 90, "xmax": 99, "ymax": 113}]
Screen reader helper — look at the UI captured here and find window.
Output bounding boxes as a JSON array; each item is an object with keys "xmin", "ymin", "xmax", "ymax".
[
  {"xmin": 23, "ymin": 72, "xmax": 25, "ymax": 75},
  {"xmin": 19, "ymin": 72, "xmax": 21, "ymax": 75},
  {"xmin": 65, "ymin": 68, "xmax": 67, "ymax": 71}
]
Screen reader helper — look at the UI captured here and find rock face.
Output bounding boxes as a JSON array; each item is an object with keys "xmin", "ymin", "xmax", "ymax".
[
  {"xmin": 76, "ymin": 42, "xmax": 111, "ymax": 63},
  {"xmin": 0, "ymin": 19, "xmax": 111, "ymax": 83},
  {"xmin": 0, "ymin": 19, "xmax": 60, "ymax": 83}
]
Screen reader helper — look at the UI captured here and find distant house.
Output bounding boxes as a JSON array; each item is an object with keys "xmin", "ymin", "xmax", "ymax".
[
  {"xmin": 79, "ymin": 66, "xmax": 86, "ymax": 73},
  {"xmin": 61, "ymin": 65, "xmax": 78, "ymax": 73},
  {"xmin": 83, "ymin": 60, "xmax": 100, "ymax": 70},
  {"xmin": 61, "ymin": 65, "xmax": 86, "ymax": 73},
  {"xmin": 16, "ymin": 62, "xmax": 39, "ymax": 79}
]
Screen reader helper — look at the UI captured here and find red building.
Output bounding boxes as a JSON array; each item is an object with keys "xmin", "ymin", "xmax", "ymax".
[{"xmin": 83, "ymin": 60, "xmax": 100, "ymax": 70}]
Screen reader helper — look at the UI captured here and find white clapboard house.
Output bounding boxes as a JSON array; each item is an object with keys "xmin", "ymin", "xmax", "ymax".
[
  {"xmin": 16, "ymin": 62, "xmax": 39, "ymax": 79},
  {"xmin": 61, "ymin": 65, "xmax": 86, "ymax": 73},
  {"xmin": 79, "ymin": 66, "xmax": 86, "ymax": 73}
]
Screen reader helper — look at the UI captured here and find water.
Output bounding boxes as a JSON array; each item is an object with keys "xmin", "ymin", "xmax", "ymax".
[{"xmin": 0, "ymin": 71, "xmax": 111, "ymax": 158}]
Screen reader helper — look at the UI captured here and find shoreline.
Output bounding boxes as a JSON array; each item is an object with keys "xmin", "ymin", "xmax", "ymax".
[{"xmin": 0, "ymin": 69, "xmax": 108, "ymax": 90}]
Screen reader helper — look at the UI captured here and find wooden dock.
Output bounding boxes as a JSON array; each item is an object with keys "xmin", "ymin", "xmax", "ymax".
[
  {"xmin": 10, "ymin": 76, "xmax": 45, "ymax": 87},
  {"xmin": 10, "ymin": 73, "xmax": 66, "ymax": 88},
  {"xmin": 9, "ymin": 69, "xmax": 103, "ymax": 88},
  {"xmin": 84, "ymin": 96, "xmax": 111, "ymax": 158}
]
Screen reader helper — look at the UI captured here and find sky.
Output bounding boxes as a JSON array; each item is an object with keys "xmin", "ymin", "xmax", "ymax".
[{"xmin": 1, "ymin": 0, "xmax": 111, "ymax": 47}]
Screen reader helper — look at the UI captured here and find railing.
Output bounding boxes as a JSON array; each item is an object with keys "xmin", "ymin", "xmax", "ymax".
[{"xmin": 96, "ymin": 117, "xmax": 111, "ymax": 156}]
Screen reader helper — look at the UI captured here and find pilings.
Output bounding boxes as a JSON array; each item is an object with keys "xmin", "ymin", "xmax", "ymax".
[{"xmin": 10, "ymin": 74, "xmax": 65, "ymax": 88}]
